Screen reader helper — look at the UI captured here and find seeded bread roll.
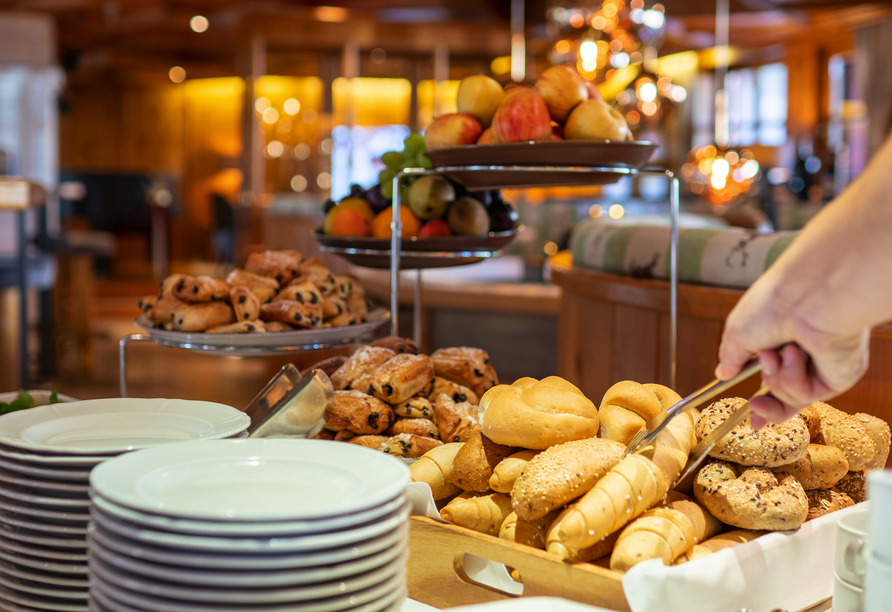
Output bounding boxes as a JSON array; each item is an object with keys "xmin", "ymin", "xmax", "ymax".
[
  {"xmin": 674, "ymin": 530, "xmax": 764, "ymax": 564},
  {"xmin": 330, "ymin": 346, "xmax": 396, "ymax": 391},
  {"xmin": 324, "ymin": 390, "xmax": 394, "ymax": 435},
  {"xmin": 806, "ymin": 489, "xmax": 855, "ymax": 520},
  {"xmin": 489, "ymin": 450, "xmax": 538, "ymax": 494},
  {"xmin": 499, "ymin": 509, "xmax": 560, "ymax": 549},
  {"xmin": 696, "ymin": 398, "xmax": 809, "ymax": 468},
  {"xmin": 853, "ymin": 413, "xmax": 891, "ymax": 469},
  {"xmin": 773, "ymin": 444, "xmax": 849, "ymax": 490},
  {"xmin": 410, "ymin": 443, "xmax": 464, "ymax": 500},
  {"xmin": 833, "ymin": 470, "xmax": 867, "ymax": 504},
  {"xmin": 479, "ymin": 377, "xmax": 599, "ymax": 450},
  {"xmin": 808, "ymin": 402, "xmax": 876, "ymax": 472},
  {"xmin": 598, "ymin": 382, "xmax": 679, "ymax": 445},
  {"xmin": 440, "ymin": 492, "xmax": 513, "ymax": 536},
  {"xmin": 449, "ymin": 432, "xmax": 515, "ymax": 492},
  {"xmin": 512, "ymin": 437, "xmax": 624, "ymax": 521}
]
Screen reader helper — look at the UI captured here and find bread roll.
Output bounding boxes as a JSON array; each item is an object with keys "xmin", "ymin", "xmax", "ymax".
[
  {"xmin": 512, "ymin": 438, "xmax": 624, "ymax": 521},
  {"xmin": 499, "ymin": 509, "xmax": 560, "ymax": 549},
  {"xmin": 433, "ymin": 394, "xmax": 480, "ymax": 443},
  {"xmin": 833, "ymin": 470, "xmax": 867, "ymax": 504},
  {"xmin": 330, "ymin": 346, "xmax": 395, "ymax": 391},
  {"xmin": 773, "ymin": 444, "xmax": 848, "ymax": 490},
  {"xmin": 598, "ymin": 382, "xmax": 676, "ymax": 445},
  {"xmin": 854, "ymin": 413, "xmax": 891, "ymax": 469},
  {"xmin": 675, "ymin": 530, "xmax": 764, "ymax": 564},
  {"xmin": 449, "ymin": 432, "xmax": 515, "ymax": 492},
  {"xmin": 489, "ymin": 450, "xmax": 538, "ymax": 494},
  {"xmin": 440, "ymin": 492, "xmax": 512, "ymax": 536},
  {"xmin": 546, "ymin": 406, "xmax": 696, "ymax": 554},
  {"xmin": 479, "ymin": 377, "xmax": 599, "ymax": 450},
  {"xmin": 610, "ymin": 499, "xmax": 722, "ymax": 572},
  {"xmin": 410, "ymin": 443, "xmax": 464, "ymax": 500},
  {"xmin": 807, "ymin": 489, "xmax": 855, "ymax": 520},
  {"xmin": 808, "ymin": 402, "xmax": 876, "ymax": 472}
]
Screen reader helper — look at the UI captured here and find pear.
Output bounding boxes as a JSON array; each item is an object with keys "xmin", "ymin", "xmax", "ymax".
[
  {"xmin": 447, "ymin": 197, "xmax": 491, "ymax": 236},
  {"xmin": 407, "ymin": 175, "xmax": 456, "ymax": 220}
]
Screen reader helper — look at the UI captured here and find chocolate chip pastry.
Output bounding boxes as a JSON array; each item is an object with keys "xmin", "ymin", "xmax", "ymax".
[
  {"xmin": 259, "ymin": 300, "xmax": 323, "ymax": 329},
  {"xmin": 225, "ymin": 269, "xmax": 279, "ymax": 304},
  {"xmin": 172, "ymin": 275, "xmax": 231, "ymax": 303},
  {"xmin": 368, "ymin": 353, "xmax": 435, "ymax": 404},
  {"xmin": 172, "ymin": 302, "xmax": 235, "ymax": 332},
  {"xmin": 430, "ymin": 347, "xmax": 498, "ymax": 397},
  {"xmin": 229, "ymin": 287, "xmax": 260, "ymax": 321},
  {"xmin": 276, "ymin": 282, "xmax": 323, "ymax": 307},
  {"xmin": 324, "ymin": 390, "xmax": 395, "ymax": 435},
  {"xmin": 245, "ymin": 250, "xmax": 303, "ymax": 285}
]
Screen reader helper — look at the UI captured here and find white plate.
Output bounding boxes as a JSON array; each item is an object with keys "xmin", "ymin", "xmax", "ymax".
[
  {"xmin": 0, "ymin": 485, "xmax": 89, "ymax": 509},
  {"xmin": 0, "ymin": 447, "xmax": 107, "ymax": 467},
  {"xmin": 0, "ymin": 535, "xmax": 86, "ymax": 562},
  {"xmin": 0, "ymin": 561, "xmax": 87, "ymax": 589},
  {"xmin": 90, "ymin": 502, "xmax": 410, "ymax": 553},
  {"xmin": 90, "ymin": 439, "xmax": 410, "ymax": 522},
  {"xmin": 0, "ymin": 524, "xmax": 86, "ymax": 551},
  {"xmin": 90, "ymin": 567, "xmax": 404, "ymax": 612},
  {"xmin": 0, "ymin": 547, "xmax": 85, "ymax": 575},
  {"xmin": 0, "ymin": 495, "xmax": 89, "ymax": 524},
  {"xmin": 88, "ymin": 534, "xmax": 404, "ymax": 588},
  {"xmin": 134, "ymin": 309, "xmax": 391, "ymax": 354},
  {"xmin": 0, "ymin": 470, "xmax": 89, "ymax": 495},
  {"xmin": 0, "ymin": 457, "xmax": 91, "ymax": 482},
  {"xmin": 0, "ymin": 584, "xmax": 87, "ymax": 611},
  {"xmin": 0, "ymin": 398, "xmax": 249, "ymax": 455},
  {"xmin": 86, "ymin": 521, "xmax": 406, "ymax": 570},
  {"xmin": 89, "ymin": 492, "xmax": 407, "ymax": 537},
  {"xmin": 0, "ymin": 511, "xmax": 87, "ymax": 536},
  {"xmin": 0, "ymin": 574, "xmax": 87, "ymax": 601}
]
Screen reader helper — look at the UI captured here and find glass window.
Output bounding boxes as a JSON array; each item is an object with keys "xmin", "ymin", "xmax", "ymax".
[{"xmin": 723, "ymin": 62, "xmax": 787, "ymax": 147}]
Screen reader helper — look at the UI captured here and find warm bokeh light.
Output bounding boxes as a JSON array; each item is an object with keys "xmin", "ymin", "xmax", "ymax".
[
  {"xmin": 319, "ymin": 138, "xmax": 334, "ymax": 155},
  {"xmin": 291, "ymin": 175, "xmax": 308, "ymax": 192},
  {"xmin": 283, "ymin": 98, "xmax": 301, "ymax": 115},
  {"xmin": 490, "ymin": 56, "xmax": 512, "ymax": 76},
  {"xmin": 317, "ymin": 172, "xmax": 332, "ymax": 189},
  {"xmin": 609, "ymin": 204, "xmax": 625, "ymax": 219},
  {"xmin": 293, "ymin": 143, "xmax": 311, "ymax": 161},
  {"xmin": 543, "ymin": 241, "xmax": 559, "ymax": 256},
  {"xmin": 189, "ymin": 15, "xmax": 208, "ymax": 33},
  {"xmin": 683, "ymin": 146, "xmax": 760, "ymax": 206},
  {"xmin": 588, "ymin": 204, "xmax": 603, "ymax": 218},
  {"xmin": 554, "ymin": 40, "xmax": 571, "ymax": 55},
  {"xmin": 302, "ymin": 109, "xmax": 318, "ymax": 124},
  {"xmin": 265, "ymin": 141, "xmax": 284, "ymax": 158},
  {"xmin": 168, "ymin": 66, "xmax": 186, "ymax": 83},
  {"xmin": 370, "ymin": 48, "xmax": 387, "ymax": 64},
  {"xmin": 313, "ymin": 6, "xmax": 349, "ymax": 22},
  {"xmin": 254, "ymin": 97, "xmax": 270, "ymax": 113},
  {"xmin": 261, "ymin": 107, "xmax": 279, "ymax": 124}
]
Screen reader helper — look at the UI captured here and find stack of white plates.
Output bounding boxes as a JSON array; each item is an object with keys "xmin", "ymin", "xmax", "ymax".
[
  {"xmin": 87, "ymin": 439, "xmax": 411, "ymax": 612},
  {"xmin": 0, "ymin": 398, "xmax": 250, "ymax": 612}
]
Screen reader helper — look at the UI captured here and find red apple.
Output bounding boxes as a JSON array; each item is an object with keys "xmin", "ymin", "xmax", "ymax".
[
  {"xmin": 583, "ymin": 80, "xmax": 603, "ymax": 100},
  {"xmin": 551, "ymin": 124, "xmax": 565, "ymax": 139},
  {"xmin": 456, "ymin": 75, "xmax": 504, "ymax": 129},
  {"xmin": 418, "ymin": 219, "xmax": 452, "ymax": 238},
  {"xmin": 491, "ymin": 91, "xmax": 552, "ymax": 144},
  {"xmin": 424, "ymin": 113, "xmax": 483, "ymax": 150},
  {"xmin": 502, "ymin": 85, "xmax": 535, "ymax": 101},
  {"xmin": 534, "ymin": 65, "xmax": 589, "ymax": 124},
  {"xmin": 564, "ymin": 99, "xmax": 632, "ymax": 141},
  {"xmin": 476, "ymin": 127, "xmax": 494, "ymax": 145},
  {"xmin": 551, "ymin": 133, "xmax": 564, "ymax": 141}
]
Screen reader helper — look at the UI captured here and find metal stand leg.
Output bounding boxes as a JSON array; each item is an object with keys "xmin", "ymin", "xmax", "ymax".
[
  {"xmin": 669, "ymin": 174, "xmax": 680, "ymax": 390},
  {"xmin": 119, "ymin": 334, "xmax": 151, "ymax": 398},
  {"xmin": 390, "ymin": 175, "xmax": 404, "ymax": 337},
  {"xmin": 414, "ymin": 269, "xmax": 422, "ymax": 348},
  {"xmin": 16, "ymin": 211, "xmax": 28, "ymax": 390}
]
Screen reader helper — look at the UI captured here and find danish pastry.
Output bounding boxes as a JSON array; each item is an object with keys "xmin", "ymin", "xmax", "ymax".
[
  {"xmin": 432, "ymin": 393, "xmax": 480, "ymax": 443},
  {"xmin": 259, "ymin": 300, "xmax": 323, "ymax": 329},
  {"xmin": 148, "ymin": 294, "xmax": 183, "ymax": 324},
  {"xmin": 324, "ymin": 390, "xmax": 394, "ymax": 435},
  {"xmin": 381, "ymin": 433, "xmax": 442, "ymax": 458},
  {"xmin": 172, "ymin": 275, "xmax": 231, "ymax": 303},
  {"xmin": 368, "ymin": 354, "xmax": 435, "ymax": 404},
  {"xmin": 172, "ymin": 302, "xmax": 235, "ymax": 332},
  {"xmin": 393, "ymin": 397, "xmax": 434, "ymax": 419},
  {"xmin": 276, "ymin": 282, "xmax": 323, "ymax": 307},
  {"xmin": 225, "ymin": 269, "xmax": 278, "ymax": 304},
  {"xmin": 322, "ymin": 295, "xmax": 348, "ymax": 319},
  {"xmin": 245, "ymin": 250, "xmax": 303, "ymax": 285},
  {"xmin": 430, "ymin": 347, "xmax": 498, "ymax": 397},
  {"xmin": 264, "ymin": 321, "xmax": 296, "ymax": 332},
  {"xmin": 229, "ymin": 286, "xmax": 260, "ymax": 321},
  {"xmin": 429, "ymin": 376, "xmax": 479, "ymax": 405},
  {"xmin": 370, "ymin": 336, "xmax": 419, "ymax": 355},
  {"xmin": 205, "ymin": 320, "xmax": 267, "ymax": 334},
  {"xmin": 330, "ymin": 346, "xmax": 395, "ymax": 391},
  {"xmin": 348, "ymin": 435, "xmax": 390, "ymax": 450},
  {"xmin": 387, "ymin": 417, "xmax": 439, "ymax": 439}
]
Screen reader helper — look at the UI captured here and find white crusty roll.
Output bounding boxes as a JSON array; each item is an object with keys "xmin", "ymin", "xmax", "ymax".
[
  {"xmin": 478, "ymin": 377, "xmax": 599, "ymax": 450},
  {"xmin": 410, "ymin": 443, "xmax": 464, "ymax": 500},
  {"xmin": 598, "ymin": 382, "xmax": 681, "ymax": 445}
]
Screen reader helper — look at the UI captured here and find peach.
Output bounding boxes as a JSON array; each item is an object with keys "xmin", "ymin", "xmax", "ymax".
[
  {"xmin": 534, "ymin": 65, "xmax": 589, "ymax": 124},
  {"xmin": 456, "ymin": 75, "xmax": 505, "ymax": 129},
  {"xmin": 476, "ymin": 127, "xmax": 495, "ymax": 145},
  {"xmin": 491, "ymin": 91, "xmax": 552, "ymax": 144},
  {"xmin": 424, "ymin": 113, "xmax": 483, "ymax": 150}
]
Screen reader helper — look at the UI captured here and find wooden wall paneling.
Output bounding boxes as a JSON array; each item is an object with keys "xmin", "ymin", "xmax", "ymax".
[
  {"xmin": 675, "ymin": 316, "xmax": 723, "ymax": 396},
  {"xmin": 656, "ymin": 312, "xmax": 671, "ymax": 388},
  {"xmin": 612, "ymin": 305, "xmax": 658, "ymax": 386},
  {"xmin": 828, "ymin": 335, "xmax": 892, "ymax": 427},
  {"xmin": 121, "ymin": 85, "xmax": 184, "ymax": 173},
  {"xmin": 59, "ymin": 85, "xmax": 123, "ymax": 171},
  {"xmin": 558, "ymin": 292, "xmax": 615, "ymax": 402},
  {"xmin": 785, "ymin": 41, "xmax": 821, "ymax": 138}
]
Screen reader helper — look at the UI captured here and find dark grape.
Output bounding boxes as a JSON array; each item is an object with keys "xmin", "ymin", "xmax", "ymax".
[
  {"xmin": 349, "ymin": 184, "xmax": 366, "ymax": 198},
  {"xmin": 366, "ymin": 184, "xmax": 390, "ymax": 213},
  {"xmin": 322, "ymin": 198, "xmax": 337, "ymax": 214},
  {"xmin": 487, "ymin": 196, "xmax": 518, "ymax": 232}
]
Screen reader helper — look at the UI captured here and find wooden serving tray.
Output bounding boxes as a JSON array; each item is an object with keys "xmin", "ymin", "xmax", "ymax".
[{"xmin": 407, "ymin": 516, "xmax": 629, "ymax": 611}]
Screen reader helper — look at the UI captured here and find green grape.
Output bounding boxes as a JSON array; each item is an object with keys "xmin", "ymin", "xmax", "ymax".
[
  {"xmin": 403, "ymin": 132, "xmax": 426, "ymax": 156},
  {"xmin": 417, "ymin": 153, "xmax": 433, "ymax": 170},
  {"xmin": 379, "ymin": 167, "xmax": 396, "ymax": 185},
  {"xmin": 381, "ymin": 151, "xmax": 402, "ymax": 168},
  {"xmin": 380, "ymin": 181, "xmax": 393, "ymax": 199}
]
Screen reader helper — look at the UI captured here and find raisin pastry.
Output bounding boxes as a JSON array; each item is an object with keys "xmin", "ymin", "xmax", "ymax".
[
  {"xmin": 334, "ymin": 430, "xmax": 356, "ymax": 442},
  {"xmin": 429, "ymin": 376, "xmax": 479, "ymax": 405},
  {"xmin": 245, "ymin": 250, "xmax": 303, "ymax": 285},
  {"xmin": 138, "ymin": 295, "xmax": 156, "ymax": 316},
  {"xmin": 172, "ymin": 275, "xmax": 231, "ymax": 303},
  {"xmin": 225, "ymin": 269, "xmax": 279, "ymax": 304},
  {"xmin": 264, "ymin": 321, "xmax": 296, "ymax": 332},
  {"xmin": 260, "ymin": 300, "xmax": 323, "ymax": 329},
  {"xmin": 159, "ymin": 273, "xmax": 186, "ymax": 297},
  {"xmin": 148, "ymin": 294, "xmax": 183, "ymax": 324},
  {"xmin": 349, "ymin": 435, "xmax": 390, "ymax": 450},
  {"xmin": 433, "ymin": 393, "xmax": 480, "ymax": 443},
  {"xmin": 330, "ymin": 346, "xmax": 396, "ymax": 391},
  {"xmin": 388, "ymin": 418, "xmax": 440, "ymax": 439},
  {"xmin": 371, "ymin": 336, "xmax": 419, "ymax": 355},
  {"xmin": 381, "ymin": 433, "xmax": 443, "ymax": 458},
  {"xmin": 333, "ymin": 275, "xmax": 358, "ymax": 299},
  {"xmin": 276, "ymin": 282, "xmax": 323, "ymax": 307},
  {"xmin": 393, "ymin": 397, "xmax": 434, "ymax": 419},
  {"xmin": 312, "ymin": 429, "xmax": 336, "ymax": 440},
  {"xmin": 229, "ymin": 286, "xmax": 260, "ymax": 322},
  {"xmin": 346, "ymin": 295, "xmax": 368, "ymax": 317},
  {"xmin": 206, "ymin": 320, "xmax": 267, "ymax": 334},
  {"xmin": 322, "ymin": 295, "xmax": 348, "ymax": 319},
  {"xmin": 327, "ymin": 311, "xmax": 364, "ymax": 327},
  {"xmin": 369, "ymin": 354, "xmax": 435, "ymax": 404},
  {"xmin": 172, "ymin": 302, "xmax": 235, "ymax": 332},
  {"xmin": 430, "ymin": 347, "xmax": 499, "ymax": 397},
  {"xmin": 324, "ymin": 390, "xmax": 394, "ymax": 435}
]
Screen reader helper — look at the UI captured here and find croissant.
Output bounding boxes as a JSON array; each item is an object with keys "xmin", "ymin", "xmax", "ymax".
[
  {"xmin": 409, "ymin": 442, "xmax": 464, "ymax": 500},
  {"xmin": 489, "ymin": 450, "xmax": 538, "ymax": 494},
  {"xmin": 499, "ymin": 509, "xmax": 560, "ymax": 549},
  {"xmin": 440, "ymin": 492, "xmax": 513, "ymax": 537}
]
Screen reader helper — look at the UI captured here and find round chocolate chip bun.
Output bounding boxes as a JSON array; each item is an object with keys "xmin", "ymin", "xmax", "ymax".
[{"xmin": 478, "ymin": 377, "xmax": 598, "ymax": 450}]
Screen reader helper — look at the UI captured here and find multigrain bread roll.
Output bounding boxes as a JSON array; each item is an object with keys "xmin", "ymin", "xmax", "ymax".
[
  {"xmin": 449, "ymin": 432, "xmax": 515, "ymax": 492},
  {"xmin": 674, "ymin": 530, "xmax": 764, "ymax": 564},
  {"xmin": 330, "ymin": 346, "xmax": 396, "ymax": 391},
  {"xmin": 499, "ymin": 509, "xmax": 560, "ymax": 549},
  {"xmin": 773, "ymin": 444, "xmax": 849, "ymax": 490},
  {"xmin": 429, "ymin": 377, "xmax": 479, "ymax": 405},
  {"xmin": 172, "ymin": 275, "xmax": 231, "ymax": 303},
  {"xmin": 440, "ymin": 492, "xmax": 512, "ymax": 536},
  {"xmin": 229, "ymin": 286, "xmax": 260, "ymax": 322},
  {"xmin": 489, "ymin": 450, "xmax": 538, "ymax": 494},
  {"xmin": 479, "ymin": 377, "xmax": 599, "ymax": 450},
  {"xmin": 430, "ymin": 347, "xmax": 498, "ymax": 397},
  {"xmin": 324, "ymin": 390, "xmax": 394, "ymax": 435},
  {"xmin": 598, "ymin": 382, "xmax": 678, "ymax": 445},
  {"xmin": 807, "ymin": 489, "xmax": 855, "ymax": 520},
  {"xmin": 854, "ymin": 413, "xmax": 891, "ymax": 469},
  {"xmin": 410, "ymin": 443, "xmax": 464, "ymax": 500},
  {"xmin": 807, "ymin": 402, "xmax": 876, "ymax": 471},
  {"xmin": 546, "ymin": 405, "xmax": 696, "ymax": 557},
  {"xmin": 172, "ymin": 302, "xmax": 235, "ymax": 332},
  {"xmin": 512, "ymin": 438, "xmax": 624, "ymax": 521},
  {"xmin": 387, "ymin": 417, "xmax": 439, "ymax": 439},
  {"xmin": 433, "ymin": 394, "xmax": 480, "ymax": 443},
  {"xmin": 696, "ymin": 398, "xmax": 809, "ymax": 468},
  {"xmin": 610, "ymin": 499, "xmax": 723, "ymax": 572},
  {"xmin": 368, "ymin": 354, "xmax": 435, "ymax": 404},
  {"xmin": 833, "ymin": 470, "xmax": 867, "ymax": 504}
]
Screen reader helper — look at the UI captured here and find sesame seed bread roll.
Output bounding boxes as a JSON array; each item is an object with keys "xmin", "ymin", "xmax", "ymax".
[
  {"xmin": 772, "ymin": 443, "xmax": 849, "ymax": 490},
  {"xmin": 409, "ymin": 442, "xmax": 464, "ymax": 500},
  {"xmin": 674, "ymin": 530, "xmax": 765, "ymax": 564},
  {"xmin": 440, "ymin": 492, "xmax": 513, "ymax": 537},
  {"xmin": 512, "ymin": 438, "xmax": 624, "ymax": 521},
  {"xmin": 489, "ymin": 450, "xmax": 538, "ymax": 494},
  {"xmin": 808, "ymin": 402, "xmax": 876, "ymax": 472},
  {"xmin": 854, "ymin": 413, "xmax": 891, "ymax": 469},
  {"xmin": 499, "ymin": 509, "xmax": 560, "ymax": 549}
]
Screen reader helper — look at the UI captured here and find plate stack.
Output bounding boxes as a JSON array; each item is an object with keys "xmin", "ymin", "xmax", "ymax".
[
  {"xmin": 0, "ymin": 398, "xmax": 250, "ymax": 612},
  {"xmin": 87, "ymin": 439, "xmax": 411, "ymax": 612}
]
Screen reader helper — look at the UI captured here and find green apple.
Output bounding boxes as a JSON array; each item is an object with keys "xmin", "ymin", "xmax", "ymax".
[{"xmin": 407, "ymin": 175, "xmax": 456, "ymax": 220}]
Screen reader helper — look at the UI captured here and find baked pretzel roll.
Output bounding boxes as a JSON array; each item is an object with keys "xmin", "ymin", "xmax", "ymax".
[
  {"xmin": 299, "ymin": 356, "xmax": 348, "ymax": 380},
  {"xmin": 599, "ymin": 382, "xmax": 681, "ymax": 445},
  {"xmin": 205, "ymin": 320, "xmax": 267, "ymax": 334},
  {"xmin": 225, "ymin": 269, "xmax": 278, "ymax": 304},
  {"xmin": 172, "ymin": 302, "xmax": 234, "ymax": 332},
  {"xmin": 387, "ymin": 417, "xmax": 439, "ymax": 439},
  {"xmin": 410, "ymin": 442, "xmax": 464, "ymax": 500},
  {"xmin": 854, "ymin": 413, "xmax": 891, "ymax": 469},
  {"xmin": 264, "ymin": 321, "xmax": 295, "ymax": 332},
  {"xmin": 368, "ymin": 354, "xmax": 435, "ymax": 404},
  {"xmin": 324, "ymin": 390, "xmax": 394, "ymax": 435},
  {"xmin": 432, "ymin": 393, "xmax": 480, "ymax": 443},
  {"xmin": 807, "ymin": 402, "xmax": 877, "ymax": 472},
  {"xmin": 171, "ymin": 275, "xmax": 230, "ymax": 303},
  {"xmin": 370, "ymin": 336, "xmax": 419, "ymax": 355},
  {"xmin": 693, "ymin": 461, "xmax": 808, "ymax": 530},
  {"xmin": 348, "ymin": 435, "xmax": 390, "ymax": 450},
  {"xmin": 381, "ymin": 433, "xmax": 442, "ymax": 458},
  {"xmin": 440, "ymin": 492, "xmax": 512, "ymax": 536},
  {"xmin": 449, "ymin": 432, "xmax": 515, "ymax": 492},
  {"xmin": 512, "ymin": 438, "xmax": 624, "ymax": 521},
  {"xmin": 430, "ymin": 347, "xmax": 498, "ymax": 397},
  {"xmin": 393, "ymin": 397, "xmax": 433, "ymax": 419},
  {"xmin": 229, "ymin": 286, "xmax": 260, "ymax": 322},
  {"xmin": 499, "ymin": 509, "xmax": 561, "ymax": 549},
  {"xmin": 245, "ymin": 250, "xmax": 303, "ymax": 285},
  {"xmin": 330, "ymin": 346, "xmax": 395, "ymax": 391},
  {"xmin": 696, "ymin": 398, "xmax": 809, "ymax": 468},
  {"xmin": 489, "ymin": 450, "xmax": 538, "ymax": 494},
  {"xmin": 833, "ymin": 470, "xmax": 867, "ymax": 503},
  {"xmin": 773, "ymin": 444, "xmax": 849, "ymax": 490},
  {"xmin": 806, "ymin": 489, "xmax": 855, "ymax": 521},
  {"xmin": 322, "ymin": 295, "xmax": 348, "ymax": 319},
  {"xmin": 479, "ymin": 377, "xmax": 598, "ymax": 450},
  {"xmin": 259, "ymin": 300, "xmax": 323, "ymax": 329},
  {"xmin": 429, "ymin": 377, "xmax": 479, "ymax": 405},
  {"xmin": 674, "ymin": 529, "xmax": 764, "ymax": 564}
]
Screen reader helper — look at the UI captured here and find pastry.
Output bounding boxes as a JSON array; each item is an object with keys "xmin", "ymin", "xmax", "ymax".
[
  {"xmin": 245, "ymin": 250, "xmax": 303, "ymax": 285},
  {"xmin": 370, "ymin": 336, "xmax": 419, "ymax": 355},
  {"xmin": 299, "ymin": 356, "xmax": 348, "ymax": 379},
  {"xmin": 833, "ymin": 470, "xmax": 867, "ymax": 504},
  {"xmin": 205, "ymin": 320, "xmax": 267, "ymax": 334},
  {"xmin": 805, "ymin": 402, "xmax": 876, "ymax": 472},
  {"xmin": 327, "ymin": 311, "xmax": 364, "ymax": 327},
  {"xmin": 387, "ymin": 417, "xmax": 439, "ymax": 439},
  {"xmin": 448, "ymin": 432, "xmax": 515, "ymax": 492},
  {"xmin": 345, "ymin": 295, "xmax": 368, "ymax": 318},
  {"xmin": 348, "ymin": 435, "xmax": 390, "ymax": 450},
  {"xmin": 598, "ymin": 382, "xmax": 680, "ymax": 445},
  {"xmin": 695, "ymin": 397, "xmax": 809, "ymax": 468},
  {"xmin": 807, "ymin": 489, "xmax": 855, "ymax": 520},
  {"xmin": 138, "ymin": 295, "xmax": 156, "ymax": 316},
  {"xmin": 853, "ymin": 412, "xmax": 891, "ymax": 469},
  {"xmin": 225, "ymin": 269, "xmax": 278, "ymax": 304},
  {"xmin": 499, "ymin": 509, "xmax": 561, "ymax": 550},
  {"xmin": 229, "ymin": 286, "xmax": 260, "ymax": 321},
  {"xmin": 429, "ymin": 377, "xmax": 479, "ymax": 405},
  {"xmin": 290, "ymin": 266, "xmax": 337, "ymax": 296},
  {"xmin": 693, "ymin": 461, "xmax": 809, "ymax": 530},
  {"xmin": 512, "ymin": 437, "xmax": 624, "ymax": 521},
  {"xmin": 259, "ymin": 300, "xmax": 323, "ymax": 329},
  {"xmin": 159, "ymin": 273, "xmax": 186, "ymax": 297},
  {"xmin": 489, "ymin": 450, "xmax": 538, "ymax": 494},
  {"xmin": 324, "ymin": 390, "xmax": 394, "ymax": 435},
  {"xmin": 368, "ymin": 353, "xmax": 435, "ymax": 404},
  {"xmin": 381, "ymin": 433, "xmax": 442, "ymax": 458},
  {"xmin": 772, "ymin": 444, "xmax": 849, "ymax": 490},
  {"xmin": 432, "ymin": 393, "xmax": 480, "ymax": 443},
  {"xmin": 430, "ymin": 347, "xmax": 498, "ymax": 397},
  {"xmin": 172, "ymin": 275, "xmax": 231, "ymax": 303},
  {"xmin": 148, "ymin": 294, "xmax": 183, "ymax": 324},
  {"xmin": 334, "ymin": 430, "xmax": 356, "ymax": 442},
  {"xmin": 440, "ymin": 492, "xmax": 512, "ymax": 537},
  {"xmin": 393, "ymin": 397, "xmax": 434, "ymax": 419},
  {"xmin": 322, "ymin": 295, "xmax": 348, "ymax": 319},
  {"xmin": 675, "ymin": 530, "xmax": 764, "ymax": 564},
  {"xmin": 311, "ymin": 429, "xmax": 336, "ymax": 440},
  {"xmin": 330, "ymin": 346, "xmax": 395, "ymax": 391},
  {"xmin": 479, "ymin": 376, "xmax": 598, "ymax": 450},
  {"xmin": 276, "ymin": 282, "xmax": 323, "ymax": 307},
  {"xmin": 264, "ymin": 321, "xmax": 295, "ymax": 332},
  {"xmin": 171, "ymin": 302, "xmax": 235, "ymax": 332},
  {"xmin": 333, "ymin": 275, "xmax": 359, "ymax": 300},
  {"xmin": 410, "ymin": 443, "xmax": 464, "ymax": 500}
]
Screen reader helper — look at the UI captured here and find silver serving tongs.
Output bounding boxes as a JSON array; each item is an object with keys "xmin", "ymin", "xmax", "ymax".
[
  {"xmin": 245, "ymin": 365, "xmax": 333, "ymax": 438},
  {"xmin": 622, "ymin": 359, "xmax": 762, "ymax": 458}
]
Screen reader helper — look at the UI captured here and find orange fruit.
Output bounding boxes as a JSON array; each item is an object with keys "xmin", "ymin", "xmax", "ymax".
[
  {"xmin": 331, "ymin": 209, "xmax": 371, "ymax": 237},
  {"xmin": 371, "ymin": 207, "xmax": 421, "ymax": 239},
  {"xmin": 324, "ymin": 198, "xmax": 375, "ymax": 234}
]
